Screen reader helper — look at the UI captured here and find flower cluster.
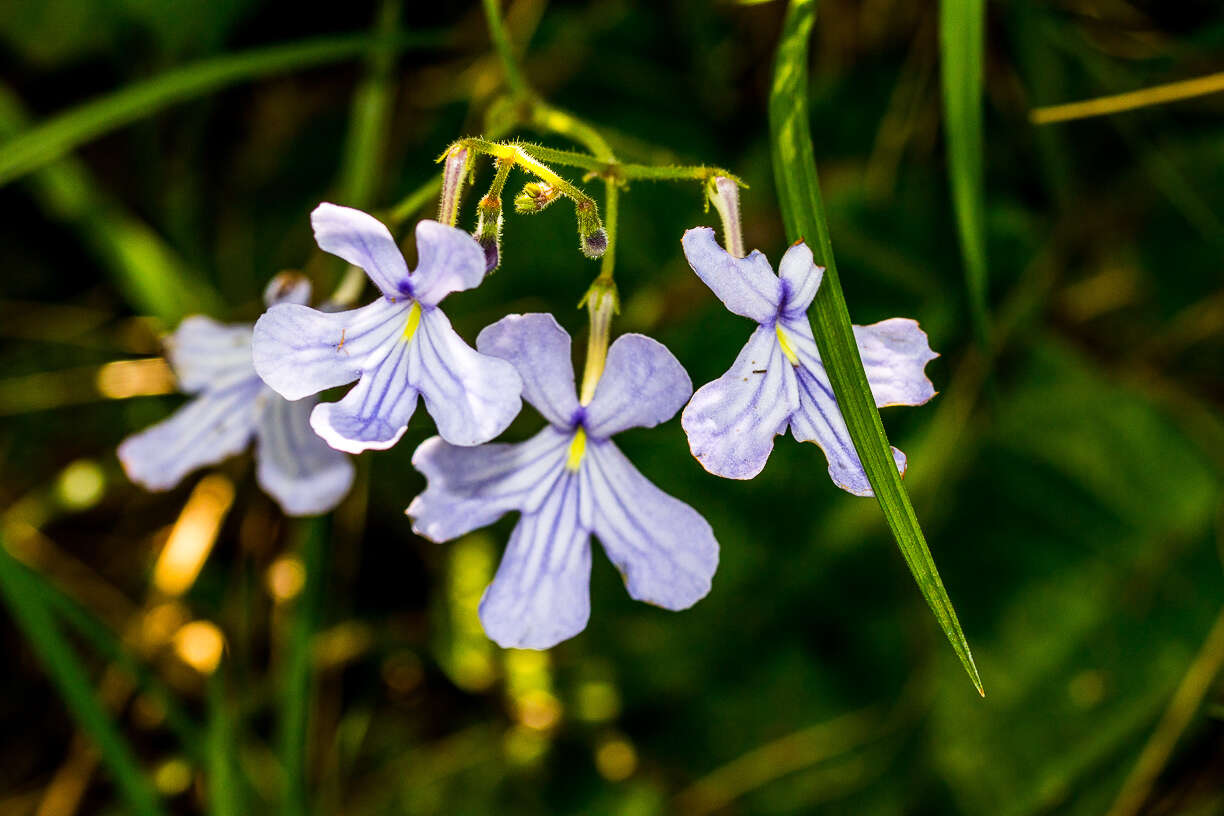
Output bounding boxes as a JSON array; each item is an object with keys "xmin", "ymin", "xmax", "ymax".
[{"xmin": 122, "ymin": 200, "xmax": 937, "ymax": 649}]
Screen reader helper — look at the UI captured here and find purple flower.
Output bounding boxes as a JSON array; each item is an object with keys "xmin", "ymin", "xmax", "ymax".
[
  {"xmin": 408, "ymin": 314, "xmax": 719, "ymax": 650},
  {"xmin": 119, "ymin": 276, "xmax": 354, "ymax": 516},
  {"xmin": 252, "ymin": 204, "xmax": 522, "ymax": 453},
  {"xmin": 680, "ymin": 227, "xmax": 938, "ymax": 496}
]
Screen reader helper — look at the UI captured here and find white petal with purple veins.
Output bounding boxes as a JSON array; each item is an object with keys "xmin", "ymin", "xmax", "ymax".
[
  {"xmin": 681, "ymin": 326, "xmax": 797, "ymax": 480},
  {"xmin": 478, "ymin": 472, "xmax": 592, "ymax": 650},
  {"xmin": 408, "ymin": 308, "xmax": 522, "ymax": 447},
  {"xmin": 409, "ymin": 220, "xmax": 487, "ymax": 307},
  {"xmin": 311, "ymin": 203, "xmax": 410, "ymax": 298},
  {"xmin": 118, "ymin": 379, "xmax": 261, "ymax": 491},
  {"xmin": 777, "ymin": 242, "xmax": 823, "ymax": 317},
  {"xmin": 408, "ymin": 427, "xmax": 571, "ymax": 542},
  {"xmin": 585, "ymin": 439, "xmax": 717, "ymax": 610},
  {"xmin": 476, "ymin": 313, "xmax": 580, "ymax": 428},
  {"xmin": 253, "ymin": 297, "xmax": 406, "ymax": 401},
  {"xmin": 583, "ymin": 334, "xmax": 692, "ymax": 439},
  {"xmin": 853, "ymin": 318, "xmax": 938, "ymax": 408},
  {"xmin": 254, "ymin": 390, "xmax": 354, "ymax": 516},
  {"xmin": 309, "ymin": 338, "xmax": 417, "ymax": 453},
  {"xmin": 166, "ymin": 317, "xmax": 254, "ymax": 394},
  {"xmin": 681, "ymin": 227, "xmax": 781, "ymax": 322}
]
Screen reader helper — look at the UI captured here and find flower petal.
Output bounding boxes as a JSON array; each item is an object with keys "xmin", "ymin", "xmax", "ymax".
[
  {"xmin": 681, "ymin": 226, "xmax": 781, "ymax": 323},
  {"xmin": 311, "ymin": 203, "xmax": 410, "ymax": 298},
  {"xmin": 252, "ymin": 297, "xmax": 405, "ymax": 401},
  {"xmin": 778, "ymin": 241, "xmax": 823, "ymax": 316},
  {"xmin": 408, "ymin": 427, "xmax": 570, "ymax": 542},
  {"xmin": 254, "ymin": 390, "xmax": 354, "ymax": 516},
  {"xmin": 476, "ymin": 313, "xmax": 580, "ymax": 428},
  {"xmin": 854, "ymin": 318, "xmax": 938, "ymax": 407},
  {"xmin": 681, "ymin": 326, "xmax": 797, "ymax": 479},
  {"xmin": 165, "ymin": 316, "xmax": 254, "ymax": 394},
  {"xmin": 583, "ymin": 334, "xmax": 692, "ymax": 439},
  {"xmin": 118, "ymin": 380, "xmax": 261, "ymax": 491},
  {"xmin": 585, "ymin": 440, "xmax": 718, "ymax": 610},
  {"xmin": 789, "ymin": 355, "xmax": 906, "ymax": 497},
  {"xmin": 478, "ymin": 473, "xmax": 592, "ymax": 649},
  {"xmin": 263, "ymin": 273, "xmax": 312, "ymax": 307},
  {"xmin": 409, "ymin": 220, "xmax": 487, "ymax": 307},
  {"xmin": 309, "ymin": 340, "xmax": 418, "ymax": 453},
  {"xmin": 408, "ymin": 307, "xmax": 522, "ymax": 447}
]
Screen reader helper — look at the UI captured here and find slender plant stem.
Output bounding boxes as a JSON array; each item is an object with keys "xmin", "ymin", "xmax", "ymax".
[
  {"xmin": 1031, "ymin": 70, "xmax": 1224, "ymax": 124},
  {"xmin": 207, "ymin": 670, "xmax": 242, "ymax": 816},
  {"xmin": 480, "ymin": 0, "xmax": 529, "ymax": 98},
  {"xmin": 0, "ymin": 539, "xmax": 167, "ymax": 816},
  {"xmin": 599, "ymin": 182, "xmax": 619, "ymax": 281}
]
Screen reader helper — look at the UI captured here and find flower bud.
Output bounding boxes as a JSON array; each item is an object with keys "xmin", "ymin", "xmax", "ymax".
[
  {"xmin": 575, "ymin": 199, "xmax": 606, "ymax": 259},
  {"xmin": 438, "ymin": 146, "xmax": 470, "ymax": 227},
  {"xmin": 514, "ymin": 182, "xmax": 560, "ymax": 215},
  {"xmin": 473, "ymin": 195, "xmax": 503, "ymax": 273}
]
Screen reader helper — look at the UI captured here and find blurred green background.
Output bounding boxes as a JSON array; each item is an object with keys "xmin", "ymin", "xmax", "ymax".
[{"xmin": 2, "ymin": 0, "xmax": 1223, "ymax": 814}]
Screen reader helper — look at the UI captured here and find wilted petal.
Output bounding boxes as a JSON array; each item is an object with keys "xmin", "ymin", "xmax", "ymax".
[
  {"xmin": 681, "ymin": 326, "xmax": 797, "ymax": 480},
  {"xmin": 254, "ymin": 390, "xmax": 354, "ymax": 516},
  {"xmin": 476, "ymin": 313, "xmax": 580, "ymax": 428},
  {"xmin": 165, "ymin": 317, "xmax": 254, "ymax": 394},
  {"xmin": 409, "ymin": 220, "xmax": 487, "ymax": 307},
  {"xmin": 408, "ymin": 427, "xmax": 570, "ymax": 541},
  {"xmin": 309, "ymin": 340, "xmax": 417, "ymax": 453},
  {"xmin": 583, "ymin": 334, "xmax": 692, "ymax": 438},
  {"xmin": 854, "ymin": 318, "xmax": 938, "ymax": 407},
  {"xmin": 118, "ymin": 380, "xmax": 261, "ymax": 491},
  {"xmin": 252, "ymin": 297, "xmax": 405, "ymax": 401},
  {"xmin": 478, "ymin": 473, "xmax": 592, "ymax": 649},
  {"xmin": 778, "ymin": 241, "xmax": 823, "ymax": 317},
  {"xmin": 585, "ymin": 440, "xmax": 717, "ymax": 610},
  {"xmin": 408, "ymin": 308, "xmax": 522, "ymax": 447},
  {"xmin": 311, "ymin": 203, "xmax": 410, "ymax": 298},
  {"xmin": 681, "ymin": 226, "xmax": 781, "ymax": 322}
]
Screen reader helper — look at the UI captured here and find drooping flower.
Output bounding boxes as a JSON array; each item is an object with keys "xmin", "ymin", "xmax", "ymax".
[
  {"xmin": 119, "ymin": 275, "xmax": 354, "ymax": 516},
  {"xmin": 252, "ymin": 204, "xmax": 522, "ymax": 453},
  {"xmin": 408, "ymin": 313, "xmax": 719, "ymax": 650},
  {"xmin": 680, "ymin": 227, "xmax": 938, "ymax": 496}
]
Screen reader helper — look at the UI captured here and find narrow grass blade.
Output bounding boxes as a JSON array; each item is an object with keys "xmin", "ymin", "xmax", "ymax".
[
  {"xmin": 769, "ymin": 0, "xmax": 982, "ymax": 695},
  {"xmin": 0, "ymin": 31, "xmax": 441, "ymax": 189},
  {"xmin": 940, "ymin": 0, "xmax": 990, "ymax": 348},
  {"xmin": 207, "ymin": 672, "xmax": 243, "ymax": 816},
  {"xmin": 279, "ymin": 517, "xmax": 328, "ymax": 814},
  {"xmin": 0, "ymin": 539, "xmax": 168, "ymax": 816}
]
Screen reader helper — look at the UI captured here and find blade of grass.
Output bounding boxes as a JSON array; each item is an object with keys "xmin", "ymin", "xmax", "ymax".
[
  {"xmin": 940, "ymin": 0, "xmax": 990, "ymax": 349},
  {"xmin": 0, "ymin": 84, "xmax": 221, "ymax": 323},
  {"xmin": 207, "ymin": 671, "xmax": 243, "ymax": 816},
  {"xmin": 0, "ymin": 31, "xmax": 441, "ymax": 190},
  {"xmin": 279, "ymin": 517, "xmax": 328, "ymax": 815},
  {"xmin": 769, "ymin": 0, "xmax": 982, "ymax": 695},
  {"xmin": 0, "ymin": 538, "xmax": 168, "ymax": 816}
]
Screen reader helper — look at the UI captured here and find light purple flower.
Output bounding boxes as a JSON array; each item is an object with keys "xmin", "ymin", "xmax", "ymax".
[
  {"xmin": 119, "ymin": 276, "xmax": 355, "ymax": 516},
  {"xmin": 408, "ymin": 314, "xmax": 719, "ymax": 650},
  {"xmin": 680, "ymin": 227, "xmax": 938, "ymax": 496},
  {"xmin": 252, "ymin": 204, "xmax": 522, "ymax": 453}
]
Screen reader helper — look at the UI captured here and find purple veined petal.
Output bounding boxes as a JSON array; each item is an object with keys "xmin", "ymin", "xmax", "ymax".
[
  {"xmin": 584, "ymin": 439, "xmax": 718, "ymax": 610},
  {"xmin": 252, "ymin": 297, "xmax": 406, "ymax": 401},
  {"xmin": 309, "ymin": 338, "xmax": 418, "ymax": 453},
  {"xmin": 787, "ymin": 345, "xmax": 906, "ymax": 497},
  {"xmin": 408, "ymin": 426, "xmax": 571, "ymax": 542},
  {"xmin": 165, "ymin": 316, "xmax": 254, "ymax": 394},
  {"xmin": 853, "ymin": 318, "xmax": 938, "ymax": 408},
  {"xmin": 478, "ymin": 472, "xmax": 593, "ymax": 649},
  {"xmin": 311, "ymin": 203, "xmax": 410, "ymax": 298},
  {"xmin": 118, "ymin": 379, "xmax": 261, "ymax": 491},
  {"xmin": 583, "ymin": 334, "xmax": 692, "ymax": 439},
  {"xmin": 407, "ymin": 307, "xmax": 522, "ymax": 447},
  {"xmin": 778, "ymin": 241, "xmax": 823, "ymax": 317},
  {"xmin": 476, "ymin": 313, "xmax": 580, "ymax": 428},
  {"xmin": 409, "ymin": 220, "xmax": 487, "ymax": 307},
  {"xmin": 254, "ymin": 389, "xmax": 354, "ymax": 516},
  {"xmin": 263, "ymin": 273, "xmax": 312, "ymax": 307},
  {"xmin": 681, "ymin": 226, "xmax": 781, "ymax": 323},
  {"xmin": 681, "ymin": 326, "xmax": 798, "ymax": 479}
]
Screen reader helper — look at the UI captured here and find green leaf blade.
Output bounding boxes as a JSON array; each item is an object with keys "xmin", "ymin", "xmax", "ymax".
[
  {"xmin": 769, "ymin": 0, "xmax": 983, "ymax": 695},
  {"xmin": 940, "ymin": 0, "xmax": 991, "ymax": 347}
]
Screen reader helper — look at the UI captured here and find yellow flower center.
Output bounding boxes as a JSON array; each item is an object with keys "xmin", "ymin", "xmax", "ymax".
[
  {"xmin": 565, "ymin": 428, "xmax": 587, "ymax": 471},
  {"xmin": 775, "ymin": 323, "xmax": 799, "ymax": 365},
  {"xmin": 402, "ymin": 301, "xmax": 422, "ymax": 341}
]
